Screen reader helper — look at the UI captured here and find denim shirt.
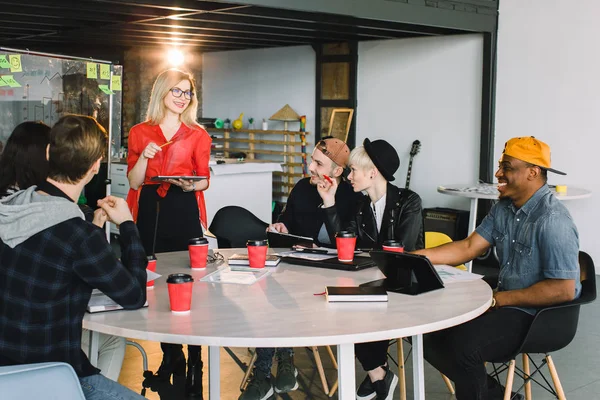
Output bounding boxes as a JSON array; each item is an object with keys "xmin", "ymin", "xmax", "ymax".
[{"xmin": 476, "ymin": 185, "xmax": 580, "ymax": 314}]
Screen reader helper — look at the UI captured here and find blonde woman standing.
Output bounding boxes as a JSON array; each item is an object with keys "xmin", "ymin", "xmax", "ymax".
[{"xmin": 126, "ymin": 69, "xmax": 211, "ymax": 397}]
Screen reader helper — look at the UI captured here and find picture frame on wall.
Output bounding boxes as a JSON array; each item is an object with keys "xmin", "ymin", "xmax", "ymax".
[{"xmin": 327, "ymin": 108, "xmax": 354, "ymax": 142}]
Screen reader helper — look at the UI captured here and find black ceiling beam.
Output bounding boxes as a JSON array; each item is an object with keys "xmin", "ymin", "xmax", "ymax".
[
  {"xmin": 92, "ymin": 27, "xmax": 311, "ymax": 46},
  {"xmin": 209, "ymin": 0, "xmax": 497, "ymax": 32},
  {"xmin": 88, "ymin": 0, "xmax": 244, "ymax": 13},
  {"xmin": 169, "ymin": 14, "xmax": 406, "ymax": 39},
  {"xmin": 1, "ymin": 1, "xmax": 188, "ymax": 19},
  {"xmin": 216, "ymin": 7, "xmax": 466, "ymax": 36},
  {"xmin": 5, "ymin": 35, "xmax": 256, "ymax": 52},
  {"xmin": 131, "ymin": 21, "xmax": 394, "ymax": 42}
]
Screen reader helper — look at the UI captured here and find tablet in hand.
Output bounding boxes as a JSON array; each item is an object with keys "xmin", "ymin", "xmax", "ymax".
[{"xmin": 150, "ymin": 176, "xmax": 207, "ymax": 181}]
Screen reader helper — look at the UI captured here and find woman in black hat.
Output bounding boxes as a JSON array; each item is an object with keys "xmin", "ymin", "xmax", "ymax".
[
  {"xmin": 320, "ymin": 138, "xmax": 424, "ymax": 400},
  {"xmin": 322, "ymin": 138, "xmax": 423, "ymax": 251}
]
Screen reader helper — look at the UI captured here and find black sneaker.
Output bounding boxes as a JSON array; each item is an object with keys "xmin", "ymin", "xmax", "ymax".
[
  {"xmin": 274, "ymin": 352, "xmax": 298, "ymax": 393},
  {"xmin": 487, "ymin": 375, "xmax": 524, "ymax": 400},
  {"xmin": 372, "ymin": 367, "xmax": 398, "ymax": 400},
  {"xmin": 239, "ymin": 369, "xmax": 274, "ymax": 400},
  {"xmin": 356, "ymin": 374, "xmax": 376, "ymax": 400}
]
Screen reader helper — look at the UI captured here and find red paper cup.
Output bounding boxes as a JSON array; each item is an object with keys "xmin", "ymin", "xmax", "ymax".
[
  {"xmin": 382, "ymin": 240, "xmax": 404, "ymax": 253},
  {"xmin": 146, "ymin": 255, "xmax": 157, "ymax": 289},
  {"xmin": 335, "ymin": 231, "xmax": 356, "ymax": 262},
  {"xmin": 247, "ymin": 239, "xmax": 269, "ymax": 269},
  {"xmin": 188, "ymin": 237, "xmax": 209, "ymax": 270},
  {"xmin": 167, "ymin": 274, "xmax": 194, "ymax": 314}
]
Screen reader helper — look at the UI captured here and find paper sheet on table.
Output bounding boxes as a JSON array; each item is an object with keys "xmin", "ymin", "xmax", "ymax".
[
  {"xmin": 434, "ymin": 265, "xmax": 483, "ymax": 283},
  {"xmin": 200, "ymin": 267, "xmax": 272, "ymax": 285},
  {"xmin": 147, "ymin": 269, "xmax": 161, "ymax": 281}
]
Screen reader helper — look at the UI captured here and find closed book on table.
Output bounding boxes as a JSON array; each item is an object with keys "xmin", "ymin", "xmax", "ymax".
[
  {"xmin": 227, "ymin": 254, "xmax": 281, "ymax": 267},
  {"xmin": 325, "ymin": 286, "xmax": 388, "ymax": 302}
]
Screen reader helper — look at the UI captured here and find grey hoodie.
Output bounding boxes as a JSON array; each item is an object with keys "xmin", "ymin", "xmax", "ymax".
[{"xmin": 0, "ymin": 186, "xmax": 84, "ymax": 248}]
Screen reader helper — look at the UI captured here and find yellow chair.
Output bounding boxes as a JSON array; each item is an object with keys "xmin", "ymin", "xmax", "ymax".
[{"xmin": 425, "ymin": 231, "xmax": 467, "ymax": 270}]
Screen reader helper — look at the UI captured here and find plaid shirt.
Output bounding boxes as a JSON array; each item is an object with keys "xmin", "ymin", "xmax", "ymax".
[{"xmin": 0, "ymin": 220, "xmax": 147, "ymax": 377}]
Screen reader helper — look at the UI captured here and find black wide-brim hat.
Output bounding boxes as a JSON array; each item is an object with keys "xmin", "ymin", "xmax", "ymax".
[{"xmin": 363, "ymin": 138, "xmax": 400, "ymax": 182}]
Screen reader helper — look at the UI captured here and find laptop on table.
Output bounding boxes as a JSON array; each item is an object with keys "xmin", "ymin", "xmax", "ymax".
[
  {"xmin": 362, "ymin": 250, "xmax": 444, "ymax": 295},
  {"xmin": 282, "ymin": 254, "xmax": 376, "ymax": 272}
]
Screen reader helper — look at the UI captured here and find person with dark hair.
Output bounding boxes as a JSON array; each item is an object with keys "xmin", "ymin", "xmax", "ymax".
[
  {"xmin": 0, "ymin": 121, "xmax": 50, "ymax": 197},
  {"xmin": 321, "ymin": 138, "xmax": 424, "ymax": 400},
  {"xmin": 0, "ymin": 120, "xmax": 129, "ymax": 382},
  {"xmin": 126, "ymin": 69, "xmax": 210, "ymax": 397},
  {"xmin": 0, "ymin": 115, "xmax": 147, "ymax": 400},
  {"xmin": 240, "ymin": 138, "xmax": 360, "ymax": 400}
]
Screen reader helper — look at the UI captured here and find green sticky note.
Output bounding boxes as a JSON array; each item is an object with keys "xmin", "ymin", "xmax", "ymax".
[
  {"xmin": 98, "ymin": 84, "xmax": 114, "ymax": 95},
  {"xmin": 0, "ymin": 55, "xmax": 10, "ymax": 69},
  {"xmin": 0, "ymin": 76, "xmax": 7, "ymax": 87},
  {"xmin": 111, "ymin": 75, "xmax": 122, "ymax": 91},
  {"xmin": 100, "ymin": 64, "xmax": 111, "ymax": 80},
  {"xmin": 1, "ymin": 75, "xmax": 21, "ymax": 87},
  {"xmin": 87, "ymin": 62, "xmax": 97, "ymax": 79},
  {"xmin": 9, "ymin": 55, "xmax": 22, "ymax": 72}
]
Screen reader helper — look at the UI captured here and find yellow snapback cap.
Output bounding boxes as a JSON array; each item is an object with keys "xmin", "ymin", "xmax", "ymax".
[{"xmin": 501, "ymin": 136, "xmax": 566, "ymax": 175}]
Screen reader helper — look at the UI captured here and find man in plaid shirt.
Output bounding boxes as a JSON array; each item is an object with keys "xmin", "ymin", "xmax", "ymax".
[{"xmin": 0, "ymin": 115, "xmax": 147, "ymax": 399}]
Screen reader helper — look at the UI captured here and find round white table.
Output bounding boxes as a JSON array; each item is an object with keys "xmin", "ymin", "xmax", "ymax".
[
  {"xmin": 438, "ymin": 184, "xmax": 592, "ymax": 271},
  {"xmin": 83, "ymin": 249, "xmax": 492, "ymax": 399}
]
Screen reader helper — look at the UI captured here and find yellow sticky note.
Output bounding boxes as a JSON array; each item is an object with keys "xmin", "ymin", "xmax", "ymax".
[
  {"xmin": 1, "ymin": 75, "xmax": 22, "ymax": 88},
  {"xmin": 9, "ymin": 55, "xmax": 22, "ymax": 72},
  {"xmin": 100, "ymin": 64, "xmax": 111, "ymax": 80},
  {"xmin": 111, "ymin": 75, "xmax": 122, "ymax": 91},
  {"xmin": 87, "ymin": 62, "xmax": 97, "ymax": 79},
  {"xmin": 0, "ymin": 55, "xmax": 10, "ymax": 69}
]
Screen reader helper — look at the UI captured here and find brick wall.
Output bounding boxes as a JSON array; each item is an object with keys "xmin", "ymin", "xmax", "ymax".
[{"xmin": 121, "ymin": 47, "xmax": 203, "ymax": 147}]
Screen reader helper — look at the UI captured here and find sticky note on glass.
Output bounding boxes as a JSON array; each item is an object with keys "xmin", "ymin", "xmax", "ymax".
[
  {"xmin": 9, "ymin": 55, "xmax": 22, "ymax": 72},
  {"xmin": 0, "ymin": 76, "xmax": 8, "ymax": 87},
  {"xmin": 99, "ymin": 84, "xmax": 114, "ymax": 95},
  {"xmin": 0, "ymin": 55, "xmax": 10, "ymax": 69},
  {"xmin": 100, "ymin": 64, "xmax": 111, "ymax": 80},
  {"xmin": 87, "ymin": 62, "xmax": 97, "ymax": 79},
  {"xmin": 1, "ymin": 75, "xmax": 21, "ymax": 87},
  {"xmin": 111, "ymin": 75, "xmax": 122, "ymax": 91}
]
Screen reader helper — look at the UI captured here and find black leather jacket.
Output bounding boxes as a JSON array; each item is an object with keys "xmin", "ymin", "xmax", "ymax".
[{"xmin": 324, "ymin": 182, "xmax": 424, "ymax": 251}]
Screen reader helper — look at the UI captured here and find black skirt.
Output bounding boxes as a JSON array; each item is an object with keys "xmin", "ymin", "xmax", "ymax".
[{"xmin": 136, "ymin": 184, "xmax": 203, "ymax": 255}]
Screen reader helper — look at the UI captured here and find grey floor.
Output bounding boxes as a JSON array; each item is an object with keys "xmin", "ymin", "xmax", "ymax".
[{"xmin": 115, "ymin": 255, "xmax": 600, "ymax": 399}]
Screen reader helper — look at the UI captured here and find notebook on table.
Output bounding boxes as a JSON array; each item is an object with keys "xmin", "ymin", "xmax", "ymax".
[
  {"xmin": 282, "ymin": 254, "xmax": 376, "ymax": 271},
  {"xmin": 227, "ymin": 253, "xmax": 281, "ymax": 267},
  {"xmin": 326, "ymin": 286, "xmax": 388, "ymax": 302},
  {"xmin": 87, "ymin": 290, "xmax": 149, "ymax": 313}
]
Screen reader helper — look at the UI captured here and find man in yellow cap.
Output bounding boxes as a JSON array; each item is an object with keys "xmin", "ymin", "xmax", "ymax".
[{"xmin": 413, "ymin": 136, "xmax": 579, "ymax": 400}]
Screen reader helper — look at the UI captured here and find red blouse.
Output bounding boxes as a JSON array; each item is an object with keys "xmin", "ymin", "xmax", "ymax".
[{"xmin": 126, "ymin": 122, "xmax": 212, "ymax": 229}]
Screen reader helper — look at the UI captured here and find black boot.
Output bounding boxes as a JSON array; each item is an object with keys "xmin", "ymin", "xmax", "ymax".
[
  {"xmin": 156, "ymin": 343, "xmax": 186, "ymax": 382},
  {"xmin": 185, "ymin": 345, "xmax": 203, "ymax": 398}
]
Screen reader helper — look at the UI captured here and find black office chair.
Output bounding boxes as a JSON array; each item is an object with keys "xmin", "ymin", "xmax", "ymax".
[
  {"xmin": 208, "ymin": 206, "xmax": 268, "ymax": 248},
  {"xmin": 489, "ymin": 251, "xmax": 597, "ymax": 400}
]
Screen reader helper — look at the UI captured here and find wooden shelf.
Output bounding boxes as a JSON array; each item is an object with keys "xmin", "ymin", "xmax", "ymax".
[
  {"xmin": 208, "ymin": 128, "xmax": 307, "ymax": 135},
  {"xmin": 209, "ymin": 128, "xmax": 310, "ymax": 202}
]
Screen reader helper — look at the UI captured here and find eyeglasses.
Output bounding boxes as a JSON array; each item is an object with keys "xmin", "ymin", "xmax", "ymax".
[
  {"xmin": 207, "ymin": 251, "xmax": 224, "ymax": 265},
  {"xmin": 170, "ymin": 87, "xmax": 193, "ymax": 100}
]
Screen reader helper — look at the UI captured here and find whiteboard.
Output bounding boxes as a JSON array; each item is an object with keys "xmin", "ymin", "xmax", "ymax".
[{"xmin": 0, "ymin": 50, "xmax": 123, "ymax": 158}]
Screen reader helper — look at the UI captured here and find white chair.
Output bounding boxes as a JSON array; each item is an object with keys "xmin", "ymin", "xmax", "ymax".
[{"xmin": 0, "ymin": 362, "xmax": 85, "ymax": 400}]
